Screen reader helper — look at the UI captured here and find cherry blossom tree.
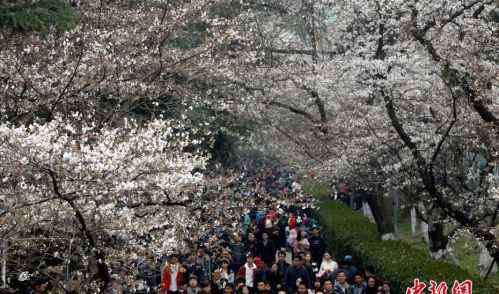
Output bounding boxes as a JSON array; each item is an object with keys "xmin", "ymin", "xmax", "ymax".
[
  {"xmin": 0, "ymin": 0, "xmax": 246, "ymax": 126},
  {"xmin": 315, "ymin": 0, "xmax": 499, "ymax": 261},
  {"xmin": 0, "ymin": 0, "xmax": 497, "ymax": 287},
  {"xmin": 218, "ymin": 0, "xmax": 498, "ymax": 261},
  {"xmin": 0, "ymin": 1, "xmax": 247, "ymax": 289},
  {"xmin": 0, "ymin": 116, "xmax": 207, "ymax": 289}
]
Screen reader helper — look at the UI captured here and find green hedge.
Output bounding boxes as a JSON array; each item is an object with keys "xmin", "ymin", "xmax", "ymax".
[
  {"xmin": 302, "ymin": 181, "xmax": 331, "ymax": 201},
  {"xmin": 315, "ymin": 201, "xmax": 497, "ymax": 294}
]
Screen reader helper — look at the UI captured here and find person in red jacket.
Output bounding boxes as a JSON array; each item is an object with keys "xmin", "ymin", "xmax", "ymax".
[
  {"xmin": 160, "ymin": 254, "xmax": 184, "ymax": 293},
  {"xmin": 288, "ymin": 213, "xmax": 297, "ymax": 230}
]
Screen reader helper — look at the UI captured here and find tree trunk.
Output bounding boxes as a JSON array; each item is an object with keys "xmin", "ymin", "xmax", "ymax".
[
  {"xmin": 421, "ymin": 221, "xmax": 430, "ymax": 243},
  {"xmin": 428, "ymin": 222, "xmax": 449, "ymax": 259},
  {"xmin": 364, "ymin": 193, "xmax": 396, "ymax": 240},
  {"xmin": 361, "ymin": 201, "xmax": 375, "ymax": 223},
  {"xmin": 48, "ymin": 170, "xmax": 111, "ymax": 290},
  {"xmin": 1, "ymin": 240, "xmax": 6, "ymax": 289},
  {"xmin": 392, "ymin": 190, "xmax": 400, "ymax": 239},
  {"xmin": 479, "ymin": 241, "xmax": 498, "ymax": 277},
  {"xmin": 410, "ymin": 207, "xmax": 418, "ymax": 238}
]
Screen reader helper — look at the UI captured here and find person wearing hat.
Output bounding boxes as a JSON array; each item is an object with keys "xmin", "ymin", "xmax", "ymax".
[
  {"xmin": 308, "ymin": 226, "xmax": 326, "ymax": 265},
  {"xmin": 341, "ymin": 256, "xmax": 358, "ymax": 283}
]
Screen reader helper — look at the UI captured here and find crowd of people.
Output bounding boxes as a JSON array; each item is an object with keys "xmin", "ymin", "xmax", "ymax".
[
  {"xmin": 156, "ymin": 213, "xmax": 392, "ymax": 294},
  {"xmin": 25, "ymin": 167, "xmax": 392, "ymax": 293},
  {"xmin": 150, "ymin": 168, "xmax": 392, "ymax": 294}
]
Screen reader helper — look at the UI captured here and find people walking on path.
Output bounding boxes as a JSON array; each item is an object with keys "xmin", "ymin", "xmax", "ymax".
[{"xmin": 44, "ymin": 166, "xmax": 389, "ymax": 294}]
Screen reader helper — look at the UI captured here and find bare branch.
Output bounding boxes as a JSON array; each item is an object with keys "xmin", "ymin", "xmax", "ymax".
[{"xmin": 267, "ymin": 100, "xmax": 319, "ymax": 124}]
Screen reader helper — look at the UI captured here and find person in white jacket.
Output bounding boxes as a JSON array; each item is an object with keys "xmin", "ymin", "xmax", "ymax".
[{"xmin": 317, "ymin": 252, "xmax": 338, "ymax": 278}]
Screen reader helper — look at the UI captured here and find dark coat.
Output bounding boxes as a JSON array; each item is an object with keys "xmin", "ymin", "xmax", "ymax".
[
  {"xmin": 284, "ymin": 266, "xmax": 311, "ymax": 292},
  {"xmin": 308, "ymin": 235, "xmax": 326, "ymax": 263},
  {"xmin": 257, "ymin": 240, "xmax": 276, "ymax": 264},
  {"xmin": 276, "ymin": 261, "xmax": 289, "ymax": 284}
]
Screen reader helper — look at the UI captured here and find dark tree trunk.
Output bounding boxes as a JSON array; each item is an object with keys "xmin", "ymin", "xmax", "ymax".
[
  {"xmin": 427, "ymin": 222, "xmax": 449, "ymax": 259},
  {"xmin": 364, "ymin": 193, "xmax": 395, "ymax": 239}
]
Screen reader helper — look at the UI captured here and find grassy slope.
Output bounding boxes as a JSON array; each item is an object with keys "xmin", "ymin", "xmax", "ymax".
[{"xmin": 398, "ymin": 220, "xmax": 499, "ymax": 287}]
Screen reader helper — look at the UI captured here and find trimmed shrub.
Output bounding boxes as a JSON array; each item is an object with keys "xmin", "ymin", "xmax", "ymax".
[
  {"xmin": 315, "ymin": 201, "xmax": 497, "ymax": 293},
  {"xmin": 302, "ymin": 181, "xmax": 331, "ymax": 201}
]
